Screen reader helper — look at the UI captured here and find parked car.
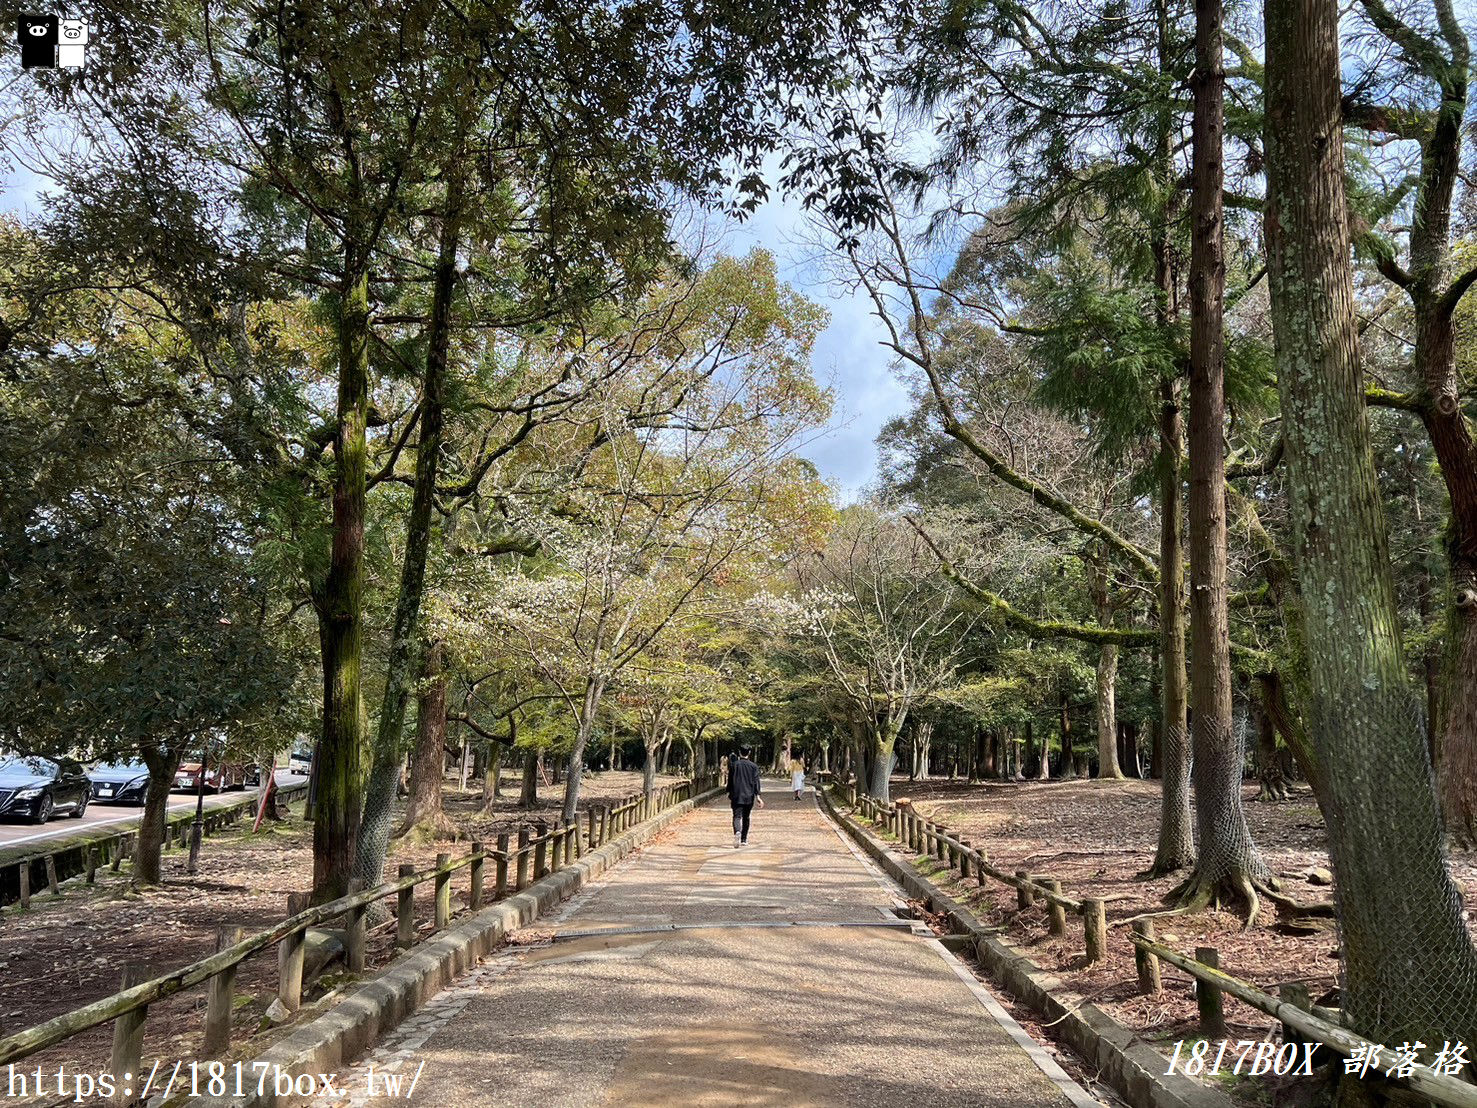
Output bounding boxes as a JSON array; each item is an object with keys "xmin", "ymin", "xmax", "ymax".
[
  {"xmin": 288, "ymin": 747, "xmax": 313, "ymax": 775},
  {"xmin": 174, "ymin": 758, "xmax": 250, "ymax": 793},
  {"xmin": 0, "ymin": 755, "xmax": 91, "ymax": 823},
  {"xmin": 88, "ymin": 760, "xmax": 152, "ymax": 805},
  {"xmin": 244, "ymin": 762, "xmax": 262, "ymax": 788}
]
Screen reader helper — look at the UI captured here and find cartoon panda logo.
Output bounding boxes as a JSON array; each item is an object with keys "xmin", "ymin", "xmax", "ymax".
[{"xmin": 18, "ymin": 15, "xmax": 59, "ymax": 68}]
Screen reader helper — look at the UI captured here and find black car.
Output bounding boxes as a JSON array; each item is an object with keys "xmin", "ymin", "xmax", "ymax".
[
  {"xmin": 88, "ymin": 760, "xmax": 152, "ymax": 805},
  {"xmin": 0, "ymin": 756, "xmax": 91, "ymax": 823}
]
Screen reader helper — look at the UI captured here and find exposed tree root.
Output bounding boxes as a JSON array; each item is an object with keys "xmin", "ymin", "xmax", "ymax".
[
  {"xmin": 1261, "ymin": 884, "xmax": 1335, "ymax": 917},
  {"xmin": 1167, "ymin": 866, "xmax": 1279, "ymax": 930},
  {"xmin": 1139, "ymin": 855, "xmax": 1193, "ymax": 880},
  {"xmin": 394, "ymin": 810, "xmax": 463, "ymax": 843}
]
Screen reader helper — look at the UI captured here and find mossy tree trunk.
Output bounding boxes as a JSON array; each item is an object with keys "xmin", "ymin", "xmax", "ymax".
[
  {"xmin": 354, "ymin": 173, "xmax": 462, "ymax": 889},
  {"xmin": 399, "ymin": 642, "xmax": 456, "ymax": 839},
  {"xmin": 1265, "ymin": 0, "xmax": 1477, "ymax": 1044},
  {"xmin": 309, "ymin": 248, "xmax": 371, "ymax": 903}
]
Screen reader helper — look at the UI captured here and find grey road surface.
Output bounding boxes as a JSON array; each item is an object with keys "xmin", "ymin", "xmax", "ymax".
[{"xmin": 0, "ymin": 769, "xmax": 302, "ymax": 849}]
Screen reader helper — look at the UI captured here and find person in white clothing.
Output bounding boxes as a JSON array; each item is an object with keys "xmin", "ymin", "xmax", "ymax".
[{"xmin": 791, "ymin": 764, "xmax": 805, "ymax": 799}]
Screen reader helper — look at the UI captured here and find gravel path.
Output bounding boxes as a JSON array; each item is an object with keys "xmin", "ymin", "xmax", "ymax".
[{"xmin": 327, "ymin": 792, "xmax": 1101, "ymax": 1107}]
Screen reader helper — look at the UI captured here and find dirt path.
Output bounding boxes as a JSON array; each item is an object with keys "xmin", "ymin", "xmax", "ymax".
[{"xmin": 321, "ymin": 794, "xmax": 1101, "ymax": 1108}]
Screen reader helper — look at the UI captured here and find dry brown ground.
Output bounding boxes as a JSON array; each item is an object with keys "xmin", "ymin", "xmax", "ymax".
[
  {"xmin": 884, "ymin": 776, "xmax": 1477, "ymax": 1103},
  {"xmin": 0, "ymin": 769, "xmax": 680, "ymax": 1097}
]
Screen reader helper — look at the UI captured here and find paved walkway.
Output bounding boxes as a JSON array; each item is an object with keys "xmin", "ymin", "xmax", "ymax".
[{"xmin": 335, "ymin": 794, "xmax": 1099, "ymax": 1107}]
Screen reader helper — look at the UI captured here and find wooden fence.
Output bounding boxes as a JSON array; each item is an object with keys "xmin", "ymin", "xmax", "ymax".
[
  {"xmin": 828, "ymin": 779, "xmax": 1477, "ymax": 1107},
  {"xmin": 0, "ymin": 774, "xmax": 717, "ymax": 1106}
]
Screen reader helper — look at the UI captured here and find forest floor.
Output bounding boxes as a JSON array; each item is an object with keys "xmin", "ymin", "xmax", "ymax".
[
  {"xmin": 886, "ymin": 776, "xmax": 1477, "ymax": 1105},
  {"xmin": 0, "ymin": 768, "xmax": 681, "ymax": 1092}
]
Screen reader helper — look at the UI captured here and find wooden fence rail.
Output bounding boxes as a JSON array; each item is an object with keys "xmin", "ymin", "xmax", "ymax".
[
  {"xmin": 1128, "ymin": 933, "xmax": 1477, "ymax": 1107},
  {"xmin": 0, "ymin": 772, "xmax": 718, "ymax": 1103},
  {"xmin": 840, "ymin": 784, "xmax": 1100, "ymax": 960},
  {"xmin": 830, "ymin": 776, "xmax": 1477, "ymax": 1106}
]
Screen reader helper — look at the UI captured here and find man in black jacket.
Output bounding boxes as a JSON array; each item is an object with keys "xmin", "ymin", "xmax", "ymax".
[{"xmin": 727, "ymin": 746, "xmax": 763, "ymax": 847}]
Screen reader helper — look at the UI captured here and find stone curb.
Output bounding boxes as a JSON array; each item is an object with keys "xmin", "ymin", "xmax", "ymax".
[
  {"xmin": 817, "ymin": 788, "xmax": 1232, "ymax": 1108},
  {"xmin": 186, "ymin": 788, "xmax": 722, "ymax": 1108}
]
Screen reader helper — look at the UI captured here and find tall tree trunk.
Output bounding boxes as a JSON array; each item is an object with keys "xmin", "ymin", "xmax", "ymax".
[
  {"xmin": 353, "ymin": 174, "xmax": 463, "ymax": 892},
  {"xmin": 1378, "ymin": 9, "xmax": 1477, "ymax": 844},
  {"xmin": 1180, "ymin": 0, "xmax": 1268, "ymax": 908},
  {"xmin": 134, "ymin": 744, "xmax": 184, "ymax": 888},
  {"xmin": 1149, "ymin": 0, "xmax": 1195, "ymax": 877},
  {"xmin": 1032, "ymin": 720, "xmax": 1048, "ymax": 780},
  {"xmin": 482, "ymin": 740, "xmax": 503, "ymax": 803},
  {"xmin": 1057, "ymin": 695, "xmax": 1075, "ymax": 779},
  {"xmin": 1251, "ymin": 692, "xmax": 1290, "ymax": 802},
  {"xmin": 561, "ymin": 679, "xmax": 605, "ymax": 822},
  {"xmin": 309, "ymin": 248, "xmax": 371, "ymax": 903},
  {"xmin": 643, "ymin": 738, "xmax": 659, "ymax": 797},
  {"xmin": 1095, "ymin": 646, "xmax": 1121, "ymax": 779},
  {"xmin": 865, "ymin": 719, "xmax": 900, "ymax": 802},
  {"xmin": 398, "ymin": 642, "xmax": 454, "ymax": 838},
  {"xmin": 520, "ymin": 748, "xmax": 539, "ymax": 808},
  {"xmin": 1265, "ymin": 0, "xmax": 1477, "ymax": 1044},
  {"xmin": 1088, "ymin": 553, "xmax": 1124, "ymax": 779}
]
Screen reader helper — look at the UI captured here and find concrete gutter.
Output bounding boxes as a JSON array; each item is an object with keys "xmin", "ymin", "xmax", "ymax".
[
  {"xmin": 817, "ymin": 787, "xmax": 1232, "ymax": 1108},
  {"xmin": 186, "ymin": 787, "xmax": 721, "ymax": 1108}
]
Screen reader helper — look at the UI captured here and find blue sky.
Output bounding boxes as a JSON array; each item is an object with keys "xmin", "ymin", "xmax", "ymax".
[
  {"xmin": 725, "ymin": 197, "xmax": 910, "ymax": 501},
  {"xmin": 1, "ymin": 159, "xmax": 908, "ymax": 500}
]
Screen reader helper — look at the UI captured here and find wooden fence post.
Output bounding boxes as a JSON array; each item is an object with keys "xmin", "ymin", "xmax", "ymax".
[
  {"xmin": 111, "ymin": 838, "xmax": 125, "ymax": 873},
  {"xmin": 18, "ymin": 863, "xmax": 30, "ymax": 910},
  {"xmin": 434, "ymin": 854, "xmax": 452, "ymax": 930},
  {"xmin": 1083, "ymin": 898, "xmax": 1106, "ymax": 963},
  {"xmin": 1015, "ymin": 870, "xmax": 1033, "ymax": 910},
  {"xmin": 346, "ymin": 879, "xmax": 367, "ymax": 972},
  {"xmin": 1196, "ymin": 946, "xmax": 1226, "ymax": 1036},
  {"xmin": 109, "ymin": 964, "xmax": 147, "ymax": 1108},
  {"xmin": 279, "ymin": 891, "xmax": 310, "ymax": 1010},
  {"xmin": 469, "ymin": 842, "xmax": 485, "ymax": 910},
  {"xmin": 586, "ymin": 809, "xmax": 597, "ymax": 848},
  {"xmin": 1278, "ymin": 982, "xmax": 1314, "ymax": 1053},
  {"xmin": 548, "ymin": 827, "xmax": 563, "ymax": 874},
  {"xmin": 204, "ymin": 926, "xmax": 244, "ymax": 1056},
  {"xmin": 958, "ymin": 840, "xmax": 973, "ymax": 879},
  {"xmin": 565, "ymin": 821, "xmax": 576, "ymax": 864},
  {"xmin": 45, "ymin": 855, "xmax": 59, "ymax": 896},
  {"xmin": 396, "ymin": 865, "xmax": 415, "ymax": 949},
  {"xmin": 1132, "ymin": 920, "xmax": 1161, "ymax": 995},
  {"xmin": 1044, "ymin": 879, "xmax": 1066, "ymax": 937},
  {"xmin": 533, "ymin": 834, "xmax": 549, "ymax": 881},
  {"xmin": 598, "ymin": 807, "xmax": 609, "ymax": 844},
  {"xmin": 515, "ymin": 827, "xmax": 531, "ymax": 891},
  {"xmin": 85, "ymin": 846, "xmax": 97, "ymax": 885},
  {"xmin": 494, "ymin": 833, "xmax": 509, "ymax": 900}
]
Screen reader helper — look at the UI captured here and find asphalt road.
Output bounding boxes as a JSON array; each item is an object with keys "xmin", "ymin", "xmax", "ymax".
[
  {"xmin": 323, "ymin": 793, "xmax": 1102, "ymax": 1108},
  {"xmin": 0, "ymin": 769, "xmax": 304, "ymax": 849}
]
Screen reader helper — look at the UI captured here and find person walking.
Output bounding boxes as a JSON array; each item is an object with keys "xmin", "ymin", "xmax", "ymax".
[
  {"xmin": 791, "ymin": 762, "xmax": 805, "ymax": 799},
  {"xmin": 727, "ymin": 745, "xmax": 762, "ymax": 847}
]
